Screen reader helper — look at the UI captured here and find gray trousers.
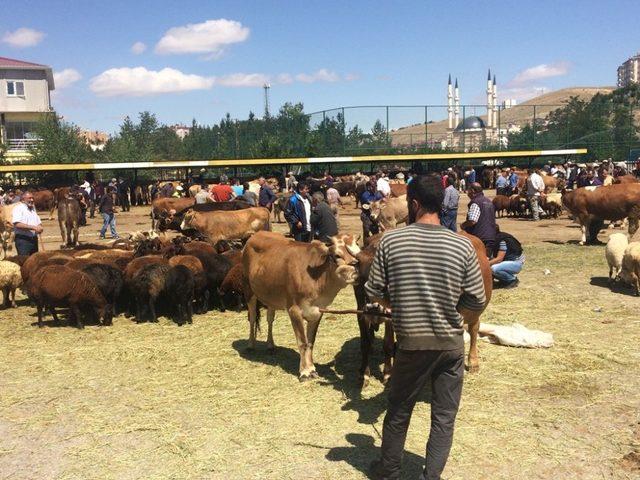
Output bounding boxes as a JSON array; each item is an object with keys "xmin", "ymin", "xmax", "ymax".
[
  {"xmin": 380, "ymin": 348, "xmax": 465, "ymax": 480},
  {"xmin": 528, "ymin": 195, "xmax": 542, "ymax": 220}
]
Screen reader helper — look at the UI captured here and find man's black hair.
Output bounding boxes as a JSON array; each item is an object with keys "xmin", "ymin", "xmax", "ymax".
[
  {"xmin": 296, "ymin": 181, "xmax": 308, "ymax": 192},
  {"xmin": 407, "ymin": 175, "xmax": 444, "ymax": 215}
]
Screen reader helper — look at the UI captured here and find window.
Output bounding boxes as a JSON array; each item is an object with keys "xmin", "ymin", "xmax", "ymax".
[{"xmin": 7, "ymin": 81, "xmax": 25, "ymax": 97}]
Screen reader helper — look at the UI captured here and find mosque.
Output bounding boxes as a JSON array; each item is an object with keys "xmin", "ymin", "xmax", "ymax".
[{"xmin": 445, "ymin": 69, "xmax": 499, "ymax": 150}]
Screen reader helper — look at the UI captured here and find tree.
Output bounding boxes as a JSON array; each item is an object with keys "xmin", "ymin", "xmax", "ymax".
[{"xmin": 28, "ymin": 112, "xmax": 92, "ymax": 164}]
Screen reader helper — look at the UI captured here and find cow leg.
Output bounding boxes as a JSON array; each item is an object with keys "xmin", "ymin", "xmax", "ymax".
[
  {"xmin": 304, "ymin": 315, "xmax": 322, "ymax": 378},
  {"xmin": 382, "ymin": 321, "xmax": 396, "ymax": 383},
  {"xmin": 463, "ymin": 311, "xmax": 481, "ymax": 373},
  {"xmin": 73, "ymin": 224, "xmax": 79, "ymax": 246},
  {"xmin": 627, "ymin": 211, "xmax": 639, "ymax": 237},
  {"xmin": 287, "ymin": 305, "xmax": 311, "ymax": 380},
  {"xmin": 59, "ymin": 221, "xmax": 67, "ymax": 247},
  {"xmin": 579, "ymin": 221, "xmax": 588, "ymax": 245},
  {"xmin": 266, "ymin": 308, "xmax": 276, "ymax": 352},
  {"xmin": 357, "ymin": 314, "xmax": 373, "ymax": 386},
  {"xmin": 247, "ymin": 295, "xmax": 259, "ymax": 350}
]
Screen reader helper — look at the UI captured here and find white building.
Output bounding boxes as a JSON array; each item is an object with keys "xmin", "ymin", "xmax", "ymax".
[
  {"xmin": 617, "ymin": 53, "xmax": 640, "ymax": 87},
  {"xmin": 0, "ymin": 56, "xmax": 55, "ymax": 161}
]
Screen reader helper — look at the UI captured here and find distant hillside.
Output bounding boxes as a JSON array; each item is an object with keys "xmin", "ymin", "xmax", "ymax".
[{"xmin": 391, "ymin": 86, "xmax": 616, "ymax": 145}]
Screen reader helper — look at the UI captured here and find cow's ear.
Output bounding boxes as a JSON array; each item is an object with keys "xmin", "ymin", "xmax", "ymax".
[{"xmin": 308, "ymin": 242, "xmax": 330, "ymax": 268}]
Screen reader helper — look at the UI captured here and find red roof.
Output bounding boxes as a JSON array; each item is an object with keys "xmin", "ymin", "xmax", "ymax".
[{"xmin": 0, "ymin": 56, "xmax": 48, "ymax": 68}]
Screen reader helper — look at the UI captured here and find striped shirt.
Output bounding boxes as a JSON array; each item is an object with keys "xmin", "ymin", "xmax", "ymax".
[{"xmin": 365, "ymin": 223, "xmax": 486, "ymax": 350}]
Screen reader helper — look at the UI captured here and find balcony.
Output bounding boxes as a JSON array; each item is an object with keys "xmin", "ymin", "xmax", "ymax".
[{"xmin": 6, "ymin": 138, "xmax": 40, "ymax": 151}]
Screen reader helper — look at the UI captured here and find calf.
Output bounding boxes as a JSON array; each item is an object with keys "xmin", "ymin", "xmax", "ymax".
[
  {"xmin": 243, "ymin": 231, "xmax": 359, "ymax": 380},
  {"xmin": 492, "ymin": 195, "xmax": 511, "ymax": 218},
  {"xmin": 369, "ymin": 195, "xmax": 408, "ymax": 230}
]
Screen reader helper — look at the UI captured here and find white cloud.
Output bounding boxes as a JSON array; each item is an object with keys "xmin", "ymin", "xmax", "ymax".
[
  {"xmin": 344, "ymin": 73, "xmax": 359, "ymax": 82},
  {"xmin": 276, "ymin": 73, "xmax": 294, "ymax": 85},
  {"xmin": 54, "ymin": 68, "xmax": 82, "ymax": 89},
  {"xmin": 510, "ymin": 62, "xmax": 570, "ymax": 86},
  {"xmin": 214, "ymin": 73, "xmax": 269, "ymax": 88},
  {"xmin": 295, "ymin": 69, "xmax": 340, "ymax": 83},
  {"xmin": 89, "ymin": 66, "xmax": 357, "ymax": 97},
  {"xmin": 499, "ymin": 86, "xmax": 550, "ymax": 103},
  {"xmin": 155, "ymin": 19, "xmax": 249, "ymax": 58},
  {"xmin": 89, "ymin": 67, "xmax": 214, "ymax": 97},
  {"xmin": 2, "ymin": 27, "xmax": 45, "ymax": 48},
  {"xmin": 131, "ymin": 42, "xmax": 147, "ymax": 54}
]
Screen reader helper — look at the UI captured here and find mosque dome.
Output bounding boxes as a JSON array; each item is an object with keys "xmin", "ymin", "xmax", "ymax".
[{"xmin": 455, "ymin": 116, "xmax": 486, "ymax": 131}]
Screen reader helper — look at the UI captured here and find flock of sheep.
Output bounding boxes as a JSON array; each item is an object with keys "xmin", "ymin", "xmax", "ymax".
[{"xmin": 0, "ymin": 233, "xmax": 242, "ymax": 328}]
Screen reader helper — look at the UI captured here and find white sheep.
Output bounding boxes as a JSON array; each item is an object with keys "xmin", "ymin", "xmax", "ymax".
[
  {"xmin": 605, "ymin": 233, "xmax": 629, "ymax": 284},
  {"xmin": 620, "ymin": 241, "xmax": 640, "ymax": 295},
  {"xmin": 0, "ymin": 260, "xmax": 23, "ymax": 308}
]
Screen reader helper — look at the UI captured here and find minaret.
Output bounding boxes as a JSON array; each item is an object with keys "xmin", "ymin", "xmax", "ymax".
[
  {"xmin": 486, "ymin": 69, "xmax": 493, "ymax": 128},
  {"xmin": 492, "ymin": 74, "xmax": 498, "ymax": 132},
  {"xmin": 447, "ymin": 74, "xmax": 453, "ymax": 130},
  {"xmin": 454, "ymin": 78, "xmax": 460, "ymax": 127}
]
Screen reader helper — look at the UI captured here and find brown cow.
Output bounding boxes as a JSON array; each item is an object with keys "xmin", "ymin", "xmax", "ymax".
[
  {"xmin": 389, "ymin": 183, "xmax": 407, "ymax": 197},
  {"xmin": 32, "ymin": 190, "xmax": 55, "ymax": 220},
  {"xmin": 242, "ymin": 231, "xmax": 359, "ymax": 380},
  {"xmin": 339, "ymin": 230, "xmax": 492, "ymax": 381},
  {"xmin": 180, "ymin": 207, "xmax": 270, "ymax": 247},
  {"xmin": 613, "ymin": 174, "xmax": 640, "ymax": 184},
  {"xmin": 492, "ymin": 195, "xmax": 511, "ymax": 218},
  {"xmin": 369, "ymin": 195, "xmax": 408, "ymax": 230},
  {"xmin": 151, "ymin": 197, "xmax": 195, "ymax": 230},
  {"xmin": 58, "ymin": 195, "xmax": 84, "ymax": 248},
  {"xmin": 562, "ymin": 184, "xmax": 640, "ymax": 244}
]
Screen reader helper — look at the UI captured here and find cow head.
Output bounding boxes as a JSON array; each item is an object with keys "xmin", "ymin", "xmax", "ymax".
[
  {"xmin": 180, "ymin": 210, "xmax": 197, "ymax": 231},
  {"xmin": 331, "ymin": 234, "xmax": 361, "ymax": 266},
  {"xmin": 368, "ymin": 200, "xmax": 385, "ymax": 222}
]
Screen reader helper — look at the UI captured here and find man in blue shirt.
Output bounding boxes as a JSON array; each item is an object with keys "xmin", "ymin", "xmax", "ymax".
[
  {"xmin": 507, "ymin": 168, "xmax": 519, "ymax": 194},
  {"xmin": 440, "ymin": 176, "xmax": 459, "ymax": 232},
  {"xmin": 495, "ymin": 171, "xmax": 508, "ymax": 196},
  {"xmin": 361, "ymin": 182, "xmax": 383, "ymax": 205}
]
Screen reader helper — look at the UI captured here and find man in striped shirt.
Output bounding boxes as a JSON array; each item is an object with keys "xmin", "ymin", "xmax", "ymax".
[{"xmin": 365, "ymin": 175, "xmax": 486, "ymax": 480}]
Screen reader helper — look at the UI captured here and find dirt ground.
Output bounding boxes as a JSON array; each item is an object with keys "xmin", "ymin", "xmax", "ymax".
[{"xmin": 1, "ymin": 195, "xmax": 639, "ymax": 479}]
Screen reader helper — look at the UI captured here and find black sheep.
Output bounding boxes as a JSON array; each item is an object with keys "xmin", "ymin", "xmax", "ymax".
[
  {"xmin": 78, "ymin": 263, "xmax": 124, "ymax": 321},
  {"xmin": 186, "ymin": 250, "xmax": 232, "ymax": 311},
  {"xmin": 165, "ymin": 265, "xmax": 195, "ymax": 325},
  {"xmin": 130, "ymin": 263, "xmax": 170, "ymax": 323}
]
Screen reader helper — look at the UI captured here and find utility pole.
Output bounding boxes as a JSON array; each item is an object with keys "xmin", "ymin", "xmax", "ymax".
[{"xmin": 263, "ymin": 83, "xmax": 271, "ymax": 118}]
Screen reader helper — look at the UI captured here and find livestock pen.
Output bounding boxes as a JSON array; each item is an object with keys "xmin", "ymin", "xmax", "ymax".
[{"xmin": 0, "ymin": 197, "xmax": 638, "ymax": 479}]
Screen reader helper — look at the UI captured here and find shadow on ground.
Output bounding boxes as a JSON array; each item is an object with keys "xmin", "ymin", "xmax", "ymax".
[
  {"xmin": 323, "ymin": 433, "xmax": 424, "ymax": 479},
  {"xmin": 590, "ymin": 276, "xmax": 637, "ymax": 296}
]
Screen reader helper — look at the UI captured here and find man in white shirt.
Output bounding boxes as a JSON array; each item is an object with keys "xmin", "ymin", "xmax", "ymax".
[
  {"xmin": 526, "ymin": 168, "xmax": 546, "ymax": 221},
  {"xmin": 12, "ymin": 191, "xmax": 43, "ymax": 256},
  {"xmin": 377, "ymin": 173, "xmax": 391, "ymax": 198}
]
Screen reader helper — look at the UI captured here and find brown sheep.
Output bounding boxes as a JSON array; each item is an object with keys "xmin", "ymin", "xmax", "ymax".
[
  {"xmin": 129, "ymin": 263, "xmax": 171, "ymax": 323},
  {"xmin": 218, "ymin": 263, "xmax": 245, "ymax": 311},
  {"xmin": 222, "ymin": 248, "xmax": 243, "ymax": 265},
  {"xmin": 492, "ymin": 195, "xmax": 511, "ymax": 218},
  {"xmin": 27, "ymin": 265, "xmax": 111, "ymax": 328},
  {"xmin": 168, "ymin": 254, "xmax": 209, "ymax": 312},
  {"xmin": 21, "ymin": 251, "xmax": 73, "ymax": 283},
  {"xmin": 124, "ymin": 256, "xmax": 168, "ymax": 282}
]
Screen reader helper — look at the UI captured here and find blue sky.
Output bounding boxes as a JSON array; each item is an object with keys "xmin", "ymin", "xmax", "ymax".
[{"xmin": 1, "ymin": 0, "xmax": 638, "ymax": 134}]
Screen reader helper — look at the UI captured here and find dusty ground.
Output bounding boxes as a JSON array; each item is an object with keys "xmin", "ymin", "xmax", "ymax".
[{"xmin": 1, "ymin": 196, "xmax": 639, "ymax": 479}]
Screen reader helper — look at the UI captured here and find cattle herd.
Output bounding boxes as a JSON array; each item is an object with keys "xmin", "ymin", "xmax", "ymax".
[{"xmin": 1, "ymin": 162, "xmax": 640, "ymax": 383}]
